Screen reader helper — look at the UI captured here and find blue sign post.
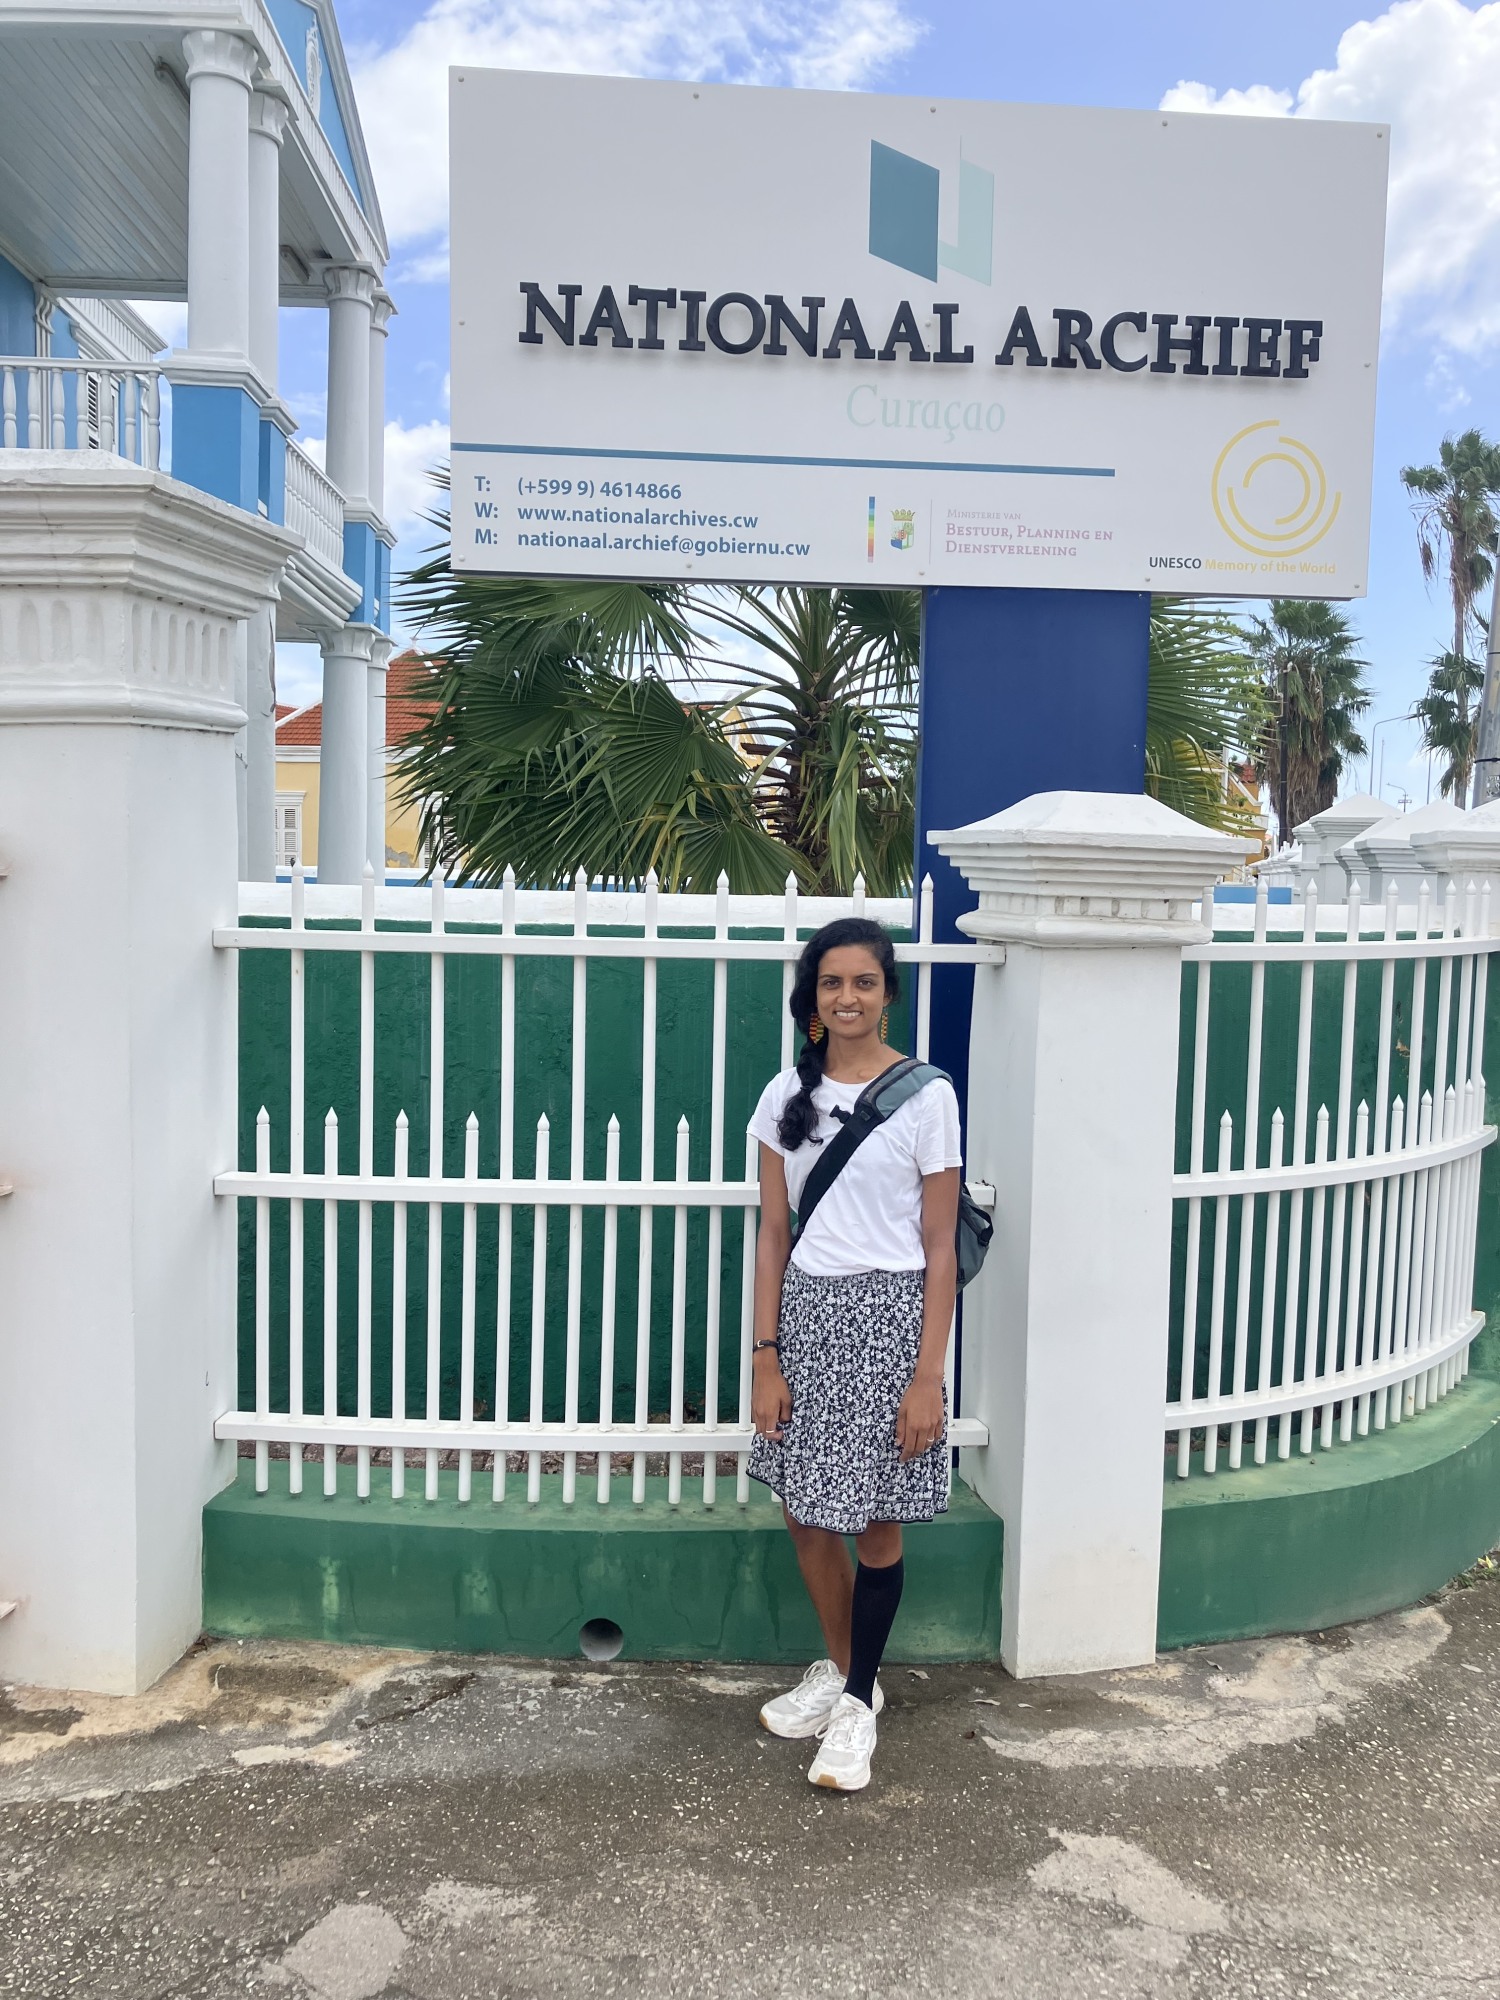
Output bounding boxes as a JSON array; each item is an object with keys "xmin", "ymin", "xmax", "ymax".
[{"xmin": 914, "ymin": 586, "xmax": 1153, "ymax": 1101}]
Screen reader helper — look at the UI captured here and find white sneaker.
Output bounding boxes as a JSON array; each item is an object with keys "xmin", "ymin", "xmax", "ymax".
[
  {"xmin": 758, "ymin": 1660, "xmax": 884, "ymax": 1739},
  {"xmin": 807, "ymin": 1691, "xmax": 879, "ymax": 1791}
]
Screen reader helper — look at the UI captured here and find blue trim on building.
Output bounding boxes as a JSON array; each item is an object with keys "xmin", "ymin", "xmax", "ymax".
[
  {"xmin": 48, "ymin": 308, "xmax": 80, "ymax": 361},
  {"xmin": 0, "ymin": 254, "xmax": 36, "ymax": 357},
  {"xmin": 258, "ymin": 419, "xmax": 288, "ymax": 525},
  {"xmin": 172, "ymin": 383, "xmax": 261, "ymax": 513},
  {"xmin": 342, "ymin": 517, "xmax": 390, "ymax": 629},
  {"xmin": 377, "ymin": 535, "xmax": 392, "ymax": 633},
  {"xmin": 262, "ymin": 0, "xmax": 367, "ymax": 212}
]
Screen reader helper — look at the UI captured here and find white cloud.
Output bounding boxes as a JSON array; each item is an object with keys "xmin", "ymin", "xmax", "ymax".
[
  {"xmin": 391, "ymin": 244, "xmax": 453, "ymax": 288},
  {"xmin": 126, "ymin": 299, "xmax": 188, "ymax": 351},
  {"xmin": 292, "ymin": 421, "xmax": 446, "ymax": 545},
  {"xmin": 1156, "ymin": 79, "xmax": 1293, "ymax": 117},
  {"xmin": 352, "ymin": 0, "xmax": 921, "ymax": 254},
  {"xmin": 1162, "ymin": 0, "xmax": 1500, "ymax": 352},
  {"xmin": 382, "ymin": 417, "xmax": 451, "ymax": 541},
  {"xmin": 1425, "ymin": 350, "xmax": 1473, "ymax": 411}
]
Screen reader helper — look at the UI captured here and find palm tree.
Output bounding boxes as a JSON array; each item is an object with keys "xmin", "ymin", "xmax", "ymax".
[
  {"xmin": 1401, "ymin": 430, "xmax": 1500, "ymax": 670},
  {"xmin": 1145, "ymin": 600, "xmax": 1264, "ymax": 833},
  {"xmin": 1413, "ymin": 650, "xmax": 1484, "ymax": 800},
  {"xmin": 397, "ymin": 484, "xmax": 1263, "ymax": 889},
  {"xmin": 1242, "ymin": 600, "xmax": 1371, "ymax": 840},
  {"xmin": 399, "ymin": 500, "xmax": 918, "ymax": 891}
]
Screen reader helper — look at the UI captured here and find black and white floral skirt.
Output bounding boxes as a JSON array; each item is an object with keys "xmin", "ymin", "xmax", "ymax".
[{"xmin": 748, "ymin": 1263, "xmax": 950, "ymax": 1533}]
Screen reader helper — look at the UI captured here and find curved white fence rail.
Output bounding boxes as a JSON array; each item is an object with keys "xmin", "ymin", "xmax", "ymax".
[
  {"xmin": 214, "ymin": 868, "xmax": 999, "ymax": 1510},
  {"xmin": 283, "ymin": 439, "xmax": 346, "ymax": 574},
  {"xmin": 0, "ymin": 357, "xmax": 161, "ymax": 465},
  {"xmin": 1169, "ymin": 879, "xmax": 1495, "ymax": 1475}
]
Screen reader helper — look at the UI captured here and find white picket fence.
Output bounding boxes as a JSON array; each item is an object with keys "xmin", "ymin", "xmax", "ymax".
[
  {"xmin": 1168, "ymin": 879, "xmax": 1495, "ymax": 1475},
  {"xmin": 213, "ymin": 868, "xmax": 1001, "ymax": 1508}
]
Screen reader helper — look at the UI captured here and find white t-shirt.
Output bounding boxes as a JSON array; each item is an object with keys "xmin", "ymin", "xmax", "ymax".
[{"xmin": 748, "ymin": 1065, "xmax": 963, "ymax": 1277}]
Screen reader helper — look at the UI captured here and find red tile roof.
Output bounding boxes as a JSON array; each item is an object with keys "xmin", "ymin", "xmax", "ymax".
[{"xmin": 275, "ymin": 650, "xmax": 438, "ymax": 752}]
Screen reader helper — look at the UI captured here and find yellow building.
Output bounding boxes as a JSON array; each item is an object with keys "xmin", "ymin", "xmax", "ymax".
[{"xmin": 274, "ymin": 650, "xmax": 433, "ymax": 872}]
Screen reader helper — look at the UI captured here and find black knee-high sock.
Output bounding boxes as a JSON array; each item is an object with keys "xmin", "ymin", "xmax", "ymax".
[{"xmin": 844, "ymin": 1558, "xmax": 904, "ymax": 1709}]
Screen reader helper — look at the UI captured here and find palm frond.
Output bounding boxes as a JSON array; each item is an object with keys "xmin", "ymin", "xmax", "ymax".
[{"xmin": 1144, "ymin": 601, "xmax": 1266, "ymax": 832}]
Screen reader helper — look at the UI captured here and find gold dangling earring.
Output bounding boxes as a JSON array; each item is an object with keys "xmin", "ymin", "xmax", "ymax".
[
  {"xmin": 880, "ymin": 1007, "xmax": 889, "ymax": 1043},
  {"xmin": 808, "ymin": 1012, "xmax": 825, "ymax": 1045}
]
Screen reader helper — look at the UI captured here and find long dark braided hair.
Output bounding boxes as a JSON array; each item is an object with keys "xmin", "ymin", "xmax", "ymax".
[{"xmin": 776, "ymin": 919, "xmax": 900, "ymax": 1151}]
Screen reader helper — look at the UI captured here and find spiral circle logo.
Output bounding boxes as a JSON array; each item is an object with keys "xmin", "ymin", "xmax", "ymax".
[{"xmin": 1211, "ymin": 420, "xmax": 1342, "ymax": 557}]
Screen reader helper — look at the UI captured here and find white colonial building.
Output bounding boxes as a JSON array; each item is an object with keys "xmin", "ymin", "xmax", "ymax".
[
  {"xmin": 0, "ymin": 0, "xmax": 398, "ymax": 1693},
  {"xmin": 0, "ymin": 0, "xmax": 393, "ymax": 883}
]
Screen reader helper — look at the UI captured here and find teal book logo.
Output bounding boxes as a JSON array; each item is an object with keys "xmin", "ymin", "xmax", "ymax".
[{"xmin": 868, "ymin": 141, "xmax": 994, "ymax": 286}]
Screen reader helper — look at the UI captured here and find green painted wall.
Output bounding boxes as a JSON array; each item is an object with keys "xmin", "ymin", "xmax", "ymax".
[
  {"xmin": 1169, "ymin": 937, "xmax": 1500, "ymax": 1402},
  {"xmin": 236, "ymin": 918, "xmax": 913, "ymax": 1426},
  {"xmin": 237, "ymin": 919, "xmax": 1500, "ymax": 1426},
  {"xmin": 1158, "ymin": 1367, "xmax": 1500, "ymax": 1646},
  {"xmin": 202, "ymin": 1368, "xmax": 1500, "ymax": 1664},
  {"xmin": 203, "ymin": 1465, "xmax": 1003, "ymax": 1664}
]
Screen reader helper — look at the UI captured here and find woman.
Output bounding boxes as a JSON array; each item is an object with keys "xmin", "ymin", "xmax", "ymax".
[{"xmin": 747, "ymin": 918, "xmax": 961, "ymax": 1793}]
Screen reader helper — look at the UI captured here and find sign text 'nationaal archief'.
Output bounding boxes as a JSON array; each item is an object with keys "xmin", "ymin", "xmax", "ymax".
[{"xmin": 449, "ymin": 72, "xmax": 1389, "ymax": 595}]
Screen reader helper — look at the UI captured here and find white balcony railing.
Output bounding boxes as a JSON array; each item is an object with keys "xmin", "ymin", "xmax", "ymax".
[
  {"xmin": 0, "ymin": 358, "xmax": 161, "ymax": 466},
  {"xmin": 284, "ymin": 436, "xmax": 346, "ymax": 575}
]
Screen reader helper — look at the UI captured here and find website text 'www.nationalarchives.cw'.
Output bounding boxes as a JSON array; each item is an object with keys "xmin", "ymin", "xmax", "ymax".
[{"xmin": 516, "ymin": 504, "xmax": 761, "ymax": 530}]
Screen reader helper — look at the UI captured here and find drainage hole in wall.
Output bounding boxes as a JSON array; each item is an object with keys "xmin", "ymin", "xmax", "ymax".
[{"xmin": 579, "ymin": 1618, "xmax": 624, "ymax": 1662}]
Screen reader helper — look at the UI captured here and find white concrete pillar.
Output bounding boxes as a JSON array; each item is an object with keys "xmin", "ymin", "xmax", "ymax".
[
  {"xmin": 368, "ymin": 634, "xmax": 391, "ymax": 878},
  {"xmin": 183, "ymin": 31, "xmax": 258, "ymax": 360},
  {"xmin": 1410, "ymin": 802, "xmax": 1500, "ymax": 914},
  {"xmin": 319, "ymin": 624, "xmax": 373, "ymax": 883},
  {"xmin": 245, "ymin": 605, "xmax": 277, "ymax": 881},
  {"xmin": 932, "ymin": 792, "xmax": 1250, "ymax": 1677},
  {"xmin": 0, "ymin": 455, "xmax": 294, "ymax": 1694},
  {"xmin": 247, "ymin": 89, "xmax": 289, "ymax": 392},
  {"xmin": 1284, "ymin": 793, "xmax": 1393, "ymax": 903},
  {"xmin": 325, "ymin": 266, "xmax": 375, "ymax": 509},
  {"xmin": 368, "ymin": 290, "xmax": 395, "ymax": 520},
  {"xmin": 1344, "ymin": 798, "xmax": 1467, "ymax": 906}
]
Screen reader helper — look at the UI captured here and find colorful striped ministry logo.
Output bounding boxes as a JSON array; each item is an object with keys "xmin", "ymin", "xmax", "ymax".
[{"xmin": 868, "ymin": 141, "xmax": 994, "ymax": 286}]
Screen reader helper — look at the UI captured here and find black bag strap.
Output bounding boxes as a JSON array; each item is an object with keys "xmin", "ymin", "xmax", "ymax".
[{"xmin": 790, "ymin": 1058, "xmax": 950, "ymax": 1245}]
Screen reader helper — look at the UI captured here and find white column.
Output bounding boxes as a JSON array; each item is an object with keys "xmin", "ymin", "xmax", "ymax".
[
  {"xmin": 183, "ymin": 31, "xmax": 258, "ymax": 360},
  {"xmin": 232, "ymin": 616, "xmax": 249, "ymax": 873},
  {"xmin": 932, "ymin": 792, "xmax": 1249, "ymax": 1678},
  {"xmin": 319, "ymin": 624, "xmax": 373, "ymax": 883},
  {"xmin": 325, "ymin": 266, "xmax": 375, "ymax": 509},
  {"xmin": 244, "ymin": 606, "xmax": 277, "ymax": 881},
  {"xmin": 0, "ymin": 455, "xmax": 294, "ymax": 1694},
  {"xmin": 368, "ymin": 634, "xmax": 391, "ymax": 878},
  {"xmin": 247, "ymin": 89, "xmax": 289, "ymax": 391},
  {"xmin": 368, "ymin": 290, "xmax": 395, "ymax": 520}
]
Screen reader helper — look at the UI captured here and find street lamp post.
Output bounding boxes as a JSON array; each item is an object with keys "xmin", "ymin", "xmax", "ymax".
[
  {"xmin": 1366, "ymin": 713, "xmax": 1411, "ymax": 802},
  {"xmin": 1473, "ymin": 557, "xmax": 1500, "ymax": 806}
]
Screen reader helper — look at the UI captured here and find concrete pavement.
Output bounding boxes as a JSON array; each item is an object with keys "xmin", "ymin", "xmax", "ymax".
[{"xmin": 2, "ymin": 1553, "xmax": 1498, "ymax": 1999}]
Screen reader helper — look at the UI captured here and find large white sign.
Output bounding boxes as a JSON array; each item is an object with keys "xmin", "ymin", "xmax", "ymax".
[{"xmin": 450, "ymin": 71, "xmax": 1388, "ymax": 596}]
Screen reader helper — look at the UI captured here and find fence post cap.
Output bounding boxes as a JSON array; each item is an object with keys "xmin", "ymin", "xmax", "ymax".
[
  {"xmin": 1345, "ymin": 797, "xmax": 1466, "ymax": 860},
  {"xmin": 928, "ymin": 790, "xmax": 1254, "ymax": 947},
  {"xmin": 1407, "ymin": 796, "xmax": 1500, "ymax": 880}
]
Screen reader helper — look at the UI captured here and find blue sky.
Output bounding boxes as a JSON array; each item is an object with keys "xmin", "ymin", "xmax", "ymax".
[{"xmin": 277, "ymin": 0, "xmax": 1500, "ymax": 810}]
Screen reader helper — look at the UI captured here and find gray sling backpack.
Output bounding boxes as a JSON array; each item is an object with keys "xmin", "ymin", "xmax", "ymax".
[{"xmin": 789, "ymin": 1058, "xmax": 993, "ymax": 1288}]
